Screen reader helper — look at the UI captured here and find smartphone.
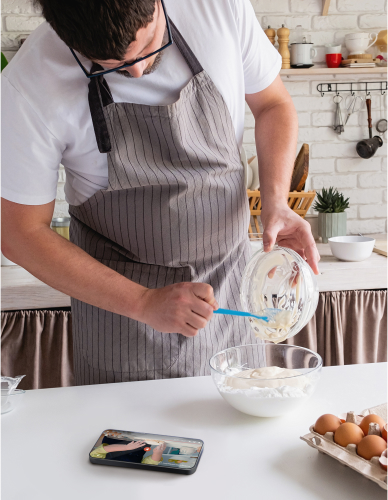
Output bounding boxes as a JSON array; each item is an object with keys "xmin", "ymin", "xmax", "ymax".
[{"xmin": 89, "ymin": 429, "xmax": 204, "ymax": 475}]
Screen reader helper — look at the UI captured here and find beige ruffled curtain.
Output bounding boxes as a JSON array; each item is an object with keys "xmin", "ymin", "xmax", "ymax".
[
  {"xmin": 284, "ymin": 290, "xmax": 387, "ymax": 366},
  {"xmin": 1, "ymin": 309, "xmax": 74, "ymax": 390},
  {"xmin": 1, "ymin": 290, "xmax": 386, "ymax": 389}
]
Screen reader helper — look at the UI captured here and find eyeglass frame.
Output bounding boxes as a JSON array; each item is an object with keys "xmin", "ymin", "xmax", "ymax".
[{"xmin": 69, "ymin": 0, "xmax": 173, "ymax": 79}]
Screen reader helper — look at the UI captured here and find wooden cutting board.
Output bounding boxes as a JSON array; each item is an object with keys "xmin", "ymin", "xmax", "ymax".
[
  {"xmin": 373, "ymin": 240, "xmax": 387, "ymax": 257},
  {"xmin": 290, "ymin": 143, "xmax": 309, "ymax": 192}
]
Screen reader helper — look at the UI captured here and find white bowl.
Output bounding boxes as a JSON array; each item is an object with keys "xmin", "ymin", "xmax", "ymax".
[
  {"xmin": 328, "ymin": 236, "xmax": 375, "ymax": 262},
  {"xmin": 325, "ymin": 44, "xmax": 342, "ymax": 54}
]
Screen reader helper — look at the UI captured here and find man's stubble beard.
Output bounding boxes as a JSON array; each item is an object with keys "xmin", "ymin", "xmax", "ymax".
[
  {"xmin": 115, "ymin": 50, "xmax": 163, "ymax": 78},
  {"xmin": 116, "ymin": 27, "xmax": 168, "ymax": 79}
]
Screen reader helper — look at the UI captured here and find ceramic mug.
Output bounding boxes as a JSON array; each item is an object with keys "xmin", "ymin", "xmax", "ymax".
[
  {"xmin": 325, "ymin": 44, "xmax": 342, "ymax": 54},
  {"xmin": 290, "ymin": 43, "xmax": 317, "ymax": 66},
  {"xmin": 345, "ymin": 32, "xmax": 377, "ymax": 54},
  {"xmin": 326, "ymin": 53, "xmax": 342, "ymax": 68}
]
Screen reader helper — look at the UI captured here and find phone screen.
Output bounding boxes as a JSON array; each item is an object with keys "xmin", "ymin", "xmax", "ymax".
[{"xmin": 90, "ymin": 429, "xmax": 204, "ymax": 473}]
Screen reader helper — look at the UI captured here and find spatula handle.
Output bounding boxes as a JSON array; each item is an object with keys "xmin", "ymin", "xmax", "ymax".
[{"xmin": 214, "ymin": 308, "xmax": 250, "ymax": 317}]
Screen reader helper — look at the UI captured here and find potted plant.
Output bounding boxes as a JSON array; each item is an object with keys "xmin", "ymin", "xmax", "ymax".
[{"xmin": 313, "ymin": 187, "xmax": 350, "ymax": 243}]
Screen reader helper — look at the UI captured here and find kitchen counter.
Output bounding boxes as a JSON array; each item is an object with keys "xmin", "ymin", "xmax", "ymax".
[
  {"xmin": 1, "ymin": 239, "xmax": 386, "ymax": 310},
  {"xmin": 2, "ymin": 363, "xmax": 386, "ymax": 500}
]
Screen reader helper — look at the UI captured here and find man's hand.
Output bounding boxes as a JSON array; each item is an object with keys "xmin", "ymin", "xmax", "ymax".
[
  {"xmin": 137, "ymin": 282, "xmax": 218, "ymax": 337},
  {"xmin": 261, "ymin": 203, "xmax": 320, "ymax": 275},
  {"xmin": 151, "ymin": 442, "xmax": 167, "ymax": 462},
  {"xmin": 126, "ymin": 441, "xmax": 146, "ymax": 451}
]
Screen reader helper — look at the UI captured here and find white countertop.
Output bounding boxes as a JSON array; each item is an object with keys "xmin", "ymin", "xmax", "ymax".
[
  {"xmin": 1, "ymin": 239, "xmax": 386, "ymax": 310},
  {"xmin": 2, "ymin": 363, "xmax": 386, "ymax": 499},
  {"xmin": 315, "ymin": 242, "xmax": 387, "ymax": 292}
]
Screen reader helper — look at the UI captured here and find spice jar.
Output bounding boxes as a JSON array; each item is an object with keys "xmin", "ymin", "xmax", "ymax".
[{"xmin": 51, "ymin": 217, "xmax": 70, "ymax": 240}]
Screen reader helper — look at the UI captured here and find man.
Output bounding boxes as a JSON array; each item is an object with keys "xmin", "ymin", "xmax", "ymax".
[{"xmin": 1, "ymin": 0, "xmax": 319, "ymax": 385}]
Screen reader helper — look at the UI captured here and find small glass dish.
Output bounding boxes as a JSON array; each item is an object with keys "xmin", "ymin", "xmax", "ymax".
[
  {"xmin": 241, "ymin": 237, "xmax": 319, "ymax": 343},
  {"xmin": 1, "ymin": 389, "xmax": 26, "ymax": 414},
  {"xmin": 210, "ymin": 344, "xmax": 322, "ymax": 417}
]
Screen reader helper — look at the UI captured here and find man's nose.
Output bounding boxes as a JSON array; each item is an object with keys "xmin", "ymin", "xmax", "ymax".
[{"xmin": 126, "ymin": 60, "xmax": 147, "ymax": 78}]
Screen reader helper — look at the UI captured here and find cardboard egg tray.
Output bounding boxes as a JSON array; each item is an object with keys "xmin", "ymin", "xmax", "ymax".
[{"xmin": 300, "ymin": 404, "xmax": 387, "ymax": 490}]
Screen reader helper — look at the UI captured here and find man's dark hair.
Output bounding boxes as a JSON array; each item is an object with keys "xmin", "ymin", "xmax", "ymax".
[{"xmin": 34, "ymin": 0, "xmax": 156, "ymax": 61}]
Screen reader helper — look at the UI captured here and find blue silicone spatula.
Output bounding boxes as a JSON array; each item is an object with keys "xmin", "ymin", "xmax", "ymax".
[{"xmin": 213, "ymin": 308, "xmax": 282, "ymax": 323}]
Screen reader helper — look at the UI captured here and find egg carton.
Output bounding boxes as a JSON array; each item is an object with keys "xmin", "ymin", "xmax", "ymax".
[{"xmin": 301, "ymin": 421, "xmax": 387, "ymax": 490}]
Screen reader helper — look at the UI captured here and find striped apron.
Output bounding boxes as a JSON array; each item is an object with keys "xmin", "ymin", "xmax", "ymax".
[{"xmin": 69, "ymin": 21, "xmax": 254, "ymax": 385}]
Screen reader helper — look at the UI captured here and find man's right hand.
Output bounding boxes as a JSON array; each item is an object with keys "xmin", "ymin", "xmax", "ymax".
[
  {"xmin": 1, "ymin": 198, "xmax": 218, "ymax": 339},
  {"xmin": 138, "ymin": 282, "xmax": 218, "ymax": 338}
]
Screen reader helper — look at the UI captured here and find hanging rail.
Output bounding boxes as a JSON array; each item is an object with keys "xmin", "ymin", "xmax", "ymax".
[{"xmin": 317, "ymin": 81, "xmax": 387, "ymax": 96}]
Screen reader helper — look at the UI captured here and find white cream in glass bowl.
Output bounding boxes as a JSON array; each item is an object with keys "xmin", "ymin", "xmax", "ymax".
[
  {"xmin": 241, "ymin": 237, "xmax": 319, "ymax": 343},
  {"xmin": 210, "ymin": 344, "xmax": 322, "ymax": 417}
]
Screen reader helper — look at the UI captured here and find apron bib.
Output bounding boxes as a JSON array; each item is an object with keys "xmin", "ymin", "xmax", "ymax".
[{"xmin": 69, "ymin": 20, "xmax": 254, "ymax": 384}]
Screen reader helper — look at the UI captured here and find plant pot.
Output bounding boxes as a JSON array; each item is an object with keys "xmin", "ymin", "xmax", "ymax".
[{"xmin": 318, "ymin": 212, "xmax": 347, "ymax": 243}]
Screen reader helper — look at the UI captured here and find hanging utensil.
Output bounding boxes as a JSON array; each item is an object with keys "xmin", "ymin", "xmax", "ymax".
[
  {"xmin": 333, "ymin": 94, "xmax": 344, "ymax": 134},
  {"xmin": 376, "ymin": 93, "xmax": 387, "ymax": 134},
  {"xmin": 344, "ymin": 94, "xmax": 363, "ymax": 124},
  {"xmin": 356, "ymin": 95, "xmax": 384, "ymax": 159}
]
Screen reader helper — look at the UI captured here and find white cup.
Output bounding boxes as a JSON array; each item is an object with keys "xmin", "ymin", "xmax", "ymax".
[
  {"xmin": 345, "ymin": 32, "xmax": 377, "ymax": 54},
  {"xmin": 290, "ymin": 43, "xmax": 317, "ymax": 66},
  {"xmin": 325, "ymin": 44, "xmax": 342, "ymax": 54}
]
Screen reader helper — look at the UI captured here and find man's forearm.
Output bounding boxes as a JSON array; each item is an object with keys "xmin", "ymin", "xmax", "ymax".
[
  {"xmin": 254, "ymin": 100, "xmax": 298, "ymax": 206},
  {"xmin": 3, "ymin": 222, "xmax": 147, "ymax": 320}
]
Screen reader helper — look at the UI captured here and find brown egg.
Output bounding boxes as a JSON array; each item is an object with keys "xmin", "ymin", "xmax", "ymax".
[
  {"xmin": 382, "ymin": 424, "xmax": 387, "ymax": 442},
  {"xmin": 334, "ymin": 422, "xmax": 364, "ymax": 447},
  {"xmin": 359, "ymin": 414, "xmax": 386, "ymax": 436},
  {"xmin": 314, "ymin": 414, "xmax": 342, "ymax": 435},
  {"xmin": 357, "ymin": 435, "xmax": 387, "ymax": 460}
]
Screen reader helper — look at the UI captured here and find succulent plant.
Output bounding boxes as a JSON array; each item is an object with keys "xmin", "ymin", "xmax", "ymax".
[{"xmin": 313, "ymin": 187, "xmax": 349, "ymax": 213}]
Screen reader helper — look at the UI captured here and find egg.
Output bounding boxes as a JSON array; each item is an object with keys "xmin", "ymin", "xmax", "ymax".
[
  {"xmin": 357, "ymin": 435, "xmax": 387, "ymax": 460},
  {"xmin": 359, "ymin": 414, "xmax": 386, "ymax": 436},
  {"xmin": 314, "ymin": 414, "xmax": 342, "ymax": 435},
  {"xmin": 334, "ymin": 422, "xmax": 364, "ymax": 447},
  {"xmin": 382, "ymin": 424, "xmax": 387, "ymax": 442}
]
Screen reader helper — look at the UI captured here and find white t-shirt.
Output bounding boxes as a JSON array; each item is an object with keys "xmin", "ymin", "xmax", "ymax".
[{"xmin": 1, "ymin": 0, "xmax": 281, "ymax": 207}]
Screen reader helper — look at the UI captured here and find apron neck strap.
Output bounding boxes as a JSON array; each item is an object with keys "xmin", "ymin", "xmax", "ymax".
[
  {"xmin": 169, "ymin": 19, "xmax": 203, "ymax": 76},
  {"xmin": 87, "ymin": 21, "xmax": 203, "ymax": 153},
  {"xmin": 88, "ymin": 64, "xmax": 113, "ymax": 153}
]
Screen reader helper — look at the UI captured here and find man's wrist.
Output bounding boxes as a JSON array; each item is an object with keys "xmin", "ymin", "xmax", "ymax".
[{"xmin": 118, "ymin": 280, "xmax": 150, "ymax": 322}]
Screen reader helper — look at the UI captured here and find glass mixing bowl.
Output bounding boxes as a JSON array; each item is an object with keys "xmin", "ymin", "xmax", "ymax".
[
  {"xmin": 240, "ymin": 241, "xmax": 319, "ymax": 343},
  {"xmin": 210, "ymin": 344, "xmax": 322, "ymax": 417},
  {"xmin": 1, "ymin": 389, "xmax": 26, "ymax": 414}
]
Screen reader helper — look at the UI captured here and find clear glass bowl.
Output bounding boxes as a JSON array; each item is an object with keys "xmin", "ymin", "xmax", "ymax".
[
  {"xmin": 210, "ymin": 344, "xmax": 322, "ymax": 417},
  {"xmin": 1, "ymin": 389, "xmax": 26, "ymax": 414},
  {"xmin": 241, "ymin": 240, "xmax": 319, "ymax": 343}
]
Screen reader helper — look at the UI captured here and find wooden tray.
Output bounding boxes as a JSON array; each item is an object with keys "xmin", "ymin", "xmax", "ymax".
[
  {"xmin": 374, "ymin": 240, "xmax": 387, "ymax": 257},
  {"xmin": 247, "ymin": 190, "xmax": 316, "ymax": 234}
]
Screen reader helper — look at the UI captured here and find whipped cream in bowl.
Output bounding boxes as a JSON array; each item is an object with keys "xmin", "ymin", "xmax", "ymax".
[
  {"xmin": 209, "ymin": 344, "xmax": 322, "ymax": 417},
  {"xmin": 240, "ymin": 244, "xmax": 319, "ymax": 343}
]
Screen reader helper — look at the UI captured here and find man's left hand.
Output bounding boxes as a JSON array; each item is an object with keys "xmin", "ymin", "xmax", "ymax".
[{"xmin": 261, "ymin": 203, "xmax": 320, "ymax": 275}]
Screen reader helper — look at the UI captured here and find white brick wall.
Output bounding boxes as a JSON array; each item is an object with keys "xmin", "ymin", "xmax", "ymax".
[
  {"xmin": 2, "ymin": 0, "xmax": 387, "ymax": 233},
  {"xmin": 245, "ymin": 0, "xmax": 387, "ymax": 235}
]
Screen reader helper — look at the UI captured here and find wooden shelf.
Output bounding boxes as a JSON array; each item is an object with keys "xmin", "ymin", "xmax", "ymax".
[{"xmin": 280, "ymin": 67, "xmax": 387, "ymax": 76}]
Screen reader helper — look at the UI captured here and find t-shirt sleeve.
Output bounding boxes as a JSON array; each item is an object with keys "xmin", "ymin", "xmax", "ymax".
[
  {"xmin": 234, "ymin": 0, "xmax": 282, "ymax": 94},
  {"xmin": 1, "ymin": 75, "xmax": 64, "ymax": 205}
]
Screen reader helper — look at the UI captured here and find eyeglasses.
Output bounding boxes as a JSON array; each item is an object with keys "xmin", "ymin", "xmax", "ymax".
[{"xmin": 69, "ymin": 0, "xmax": 172, "ymax": 79}]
